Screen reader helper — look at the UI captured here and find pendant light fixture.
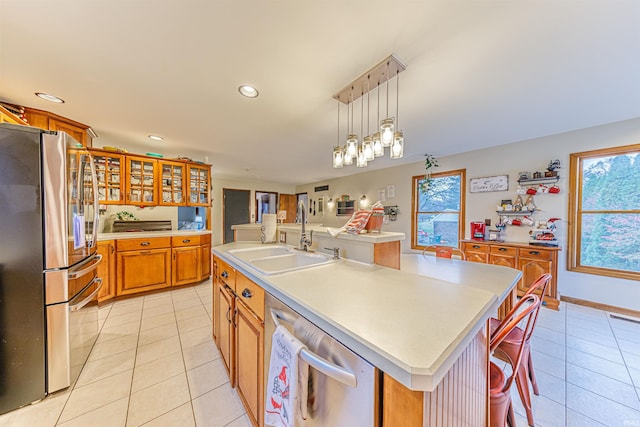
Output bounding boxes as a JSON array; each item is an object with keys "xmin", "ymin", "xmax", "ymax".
[
  {"xmin": 390, "ymin": 69, "xmax": 404, "ymax": 159},
  {"xmin": 380, "ymin": 61, "xmax": 395, "ymax": 147},
  {"xmin": 373, "ymin": 81, "xmax": 384, "ymax": 157},
  {"xmin": 356, "ymin": 91, "xmax": 367, "ymax": 167},
  {"xmin": 332, "ymin": 102, "xmax": 344, "ymax": 168},
  {"xmin": 331, "ymin": 54, "xmax": 406, "ymax": 168}
]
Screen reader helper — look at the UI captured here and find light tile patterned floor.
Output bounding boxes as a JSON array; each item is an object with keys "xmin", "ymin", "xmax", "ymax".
[{"xmin": 1, "ymin": 281, "xmax": 640, "ymax": 426}]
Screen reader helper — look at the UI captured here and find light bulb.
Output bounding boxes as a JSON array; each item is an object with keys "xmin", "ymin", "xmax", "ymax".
[
  {"xmin": 333, "ymin": 146, "xmax": 344, "ymax": 168},
  {"xmin": 373, "ymin": 132, "xmax": 384, "ymax": 157},
  {"xmin": 356, "ymin": 145, "xmax": 367, "ymax": 167},
  {"xmin": 380, "ymin": 118, "xmax": 394, "ymax": 147},
  {"xmin": 363, "ymin": 136, "xmax": 374, "ymax": 161},
  {"xmin": 346, "ymin": 135, "xmax": 358, "ymax": 158},
  {"xmin": 390, "ymin": 131, "xmax": 404, "ymax": 159},
  {"xmin": 343, "ymin": 145, "xmax": 353, "ymax": 165}
]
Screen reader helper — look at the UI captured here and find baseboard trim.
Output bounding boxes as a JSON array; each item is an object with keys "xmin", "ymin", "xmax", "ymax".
[{"xmin": 560, "ymin": 295, "xmax": 640, "ymax": 318}]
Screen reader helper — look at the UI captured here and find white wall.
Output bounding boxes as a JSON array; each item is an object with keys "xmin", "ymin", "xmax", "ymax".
[
  {"xmin": 296, "ymin": 117, "xmax": 640, "ymax": 312},
  {"xmin": 211, "ymin": 177, "xmax": 296, "ymax": 246}
]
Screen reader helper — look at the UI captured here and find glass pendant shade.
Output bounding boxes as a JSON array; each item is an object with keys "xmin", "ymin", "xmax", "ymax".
[
  {"xmin": 346, "ymin": 135, "xmax": 358, "ymax": 158},
  {"xmin": 380, "ymin": 118, "xmax": 394, "ymax": 147},
  {"xmin": 356, "ymin": 145, "xmax": 368, "ymax": 167},
  {"xmin": 332, "ymin": 146, "xmax": 344, "ymax": 168},
  {"xmin": 390, "ymin": 131, "xmax": 404, "ymax": 159},
  {"xmin": 372, "ymin": 132, "xmax": 384, "ymax": 157},
  {"xmin": 363, "ymin": 136, "xmax": 374, "ymax": 161},
  {"xmin": 343, "ymin": 145, "xmax": 353, "ymax": 165}
]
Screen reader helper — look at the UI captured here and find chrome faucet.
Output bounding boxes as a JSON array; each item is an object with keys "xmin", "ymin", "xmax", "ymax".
[{"xmin": 298, "ymin": 200, "xmax": 313, "ymax": 251}]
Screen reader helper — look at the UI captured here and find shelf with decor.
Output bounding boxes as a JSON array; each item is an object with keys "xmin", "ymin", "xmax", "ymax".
[
  {"xmin": 517, "ymin": 175, "xmax": 560, "ymax": 185},
  {"xmin": 497, "ymin": 210, "xmax": 536, "ymax": 216}
]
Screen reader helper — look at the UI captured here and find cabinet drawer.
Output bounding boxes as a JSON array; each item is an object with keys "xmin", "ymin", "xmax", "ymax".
[
  {"xmin": 200, "ymin": 233, "xmax": 211, "ymax": 244},
  {"xmin": 117, "ymin": 237, "xmax": 171, "ymax": 251},
  {"xmin": 217, "ymin": 258, "xmax": 236, "ymax": 289},
  {"xmin": 172, "ymin": 235, "xmax": 202, "ymax": 247},
  {"xmin": 236, "ymin": 272, "xmax": 265, "ymax": 321},
  {"xmin": 490, "ymin": 246, "xmax": 518, "ymax": 257},
  {"xmin": 463, "ymin": 242, "xmax": 490, "ymax": 253},
  {"xmin": 519, "ymin": 248, "xmax": 553, "ymax": 261}
]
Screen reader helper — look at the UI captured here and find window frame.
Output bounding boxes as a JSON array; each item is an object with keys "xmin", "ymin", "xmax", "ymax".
[
  {"xmin": 411, "ymin": 168, "xmax": 466, "ymax": 250},
  {"xmin": 567, "ymin": 144, "xmax": 640, "ymax": 280}
]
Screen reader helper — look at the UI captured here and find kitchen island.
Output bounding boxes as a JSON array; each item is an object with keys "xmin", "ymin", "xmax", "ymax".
[{"xmin": 213, "ymin": 242, "xmax": 521, "ymax": 426}]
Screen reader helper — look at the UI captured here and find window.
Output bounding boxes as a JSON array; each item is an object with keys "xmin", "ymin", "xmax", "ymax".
[
  {"xmin": 412, "ymin": 169, "xmax": 466, "ymax": 249},
  {"xmin": 568, "ymin": 145, "xmax": 640, "ymax": 280}
]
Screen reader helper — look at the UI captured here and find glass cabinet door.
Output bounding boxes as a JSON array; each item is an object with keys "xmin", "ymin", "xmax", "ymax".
[
  {"xmin": 188, "ymin": 164, "xmax": 211, "ymax": 206},
  {"xmin": 159, "ymin": 160, "xmax": 186, "ymax": 206},
  {"xmin": 90, "ymin": 150, "xmax": 124, "ymax": 204},
  {"xmin": 126, "ymin": 156, "xmax": 157, "ymax": 205}
]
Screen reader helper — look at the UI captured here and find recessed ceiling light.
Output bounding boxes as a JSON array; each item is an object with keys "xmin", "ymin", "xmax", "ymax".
[
  {"xmin": 35, "ymin": 92, "xmax": 65, "ymax": 103},
  {"xmin": 238, "ymin": 85, "xmax": 259, "ymax": 98},
  {"xmin": 148, "ymin": 135, "xmax": 163, "ymax": 141}
]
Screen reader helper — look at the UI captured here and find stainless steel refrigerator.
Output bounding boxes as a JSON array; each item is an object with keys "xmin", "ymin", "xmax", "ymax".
[{"xmin": 0, "ymin": 123, "xmax": 102, "ymax": 414}]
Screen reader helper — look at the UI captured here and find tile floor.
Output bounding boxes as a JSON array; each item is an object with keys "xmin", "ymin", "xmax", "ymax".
[{"xmin": 1, "ymin": 280, "xmax": 639, "ymax": 426}]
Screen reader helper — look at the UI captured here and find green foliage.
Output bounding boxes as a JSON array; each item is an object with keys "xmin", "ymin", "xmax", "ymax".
[{"xmin": 580, "ymin": 153, "xmax": 640, "ymax": 273}]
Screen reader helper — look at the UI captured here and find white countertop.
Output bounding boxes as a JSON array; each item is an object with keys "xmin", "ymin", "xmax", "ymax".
[
  {"xmin": 213, "ymin": 243, "xmax": 520, "ymax": 392},
  {"xmin": 98, "ymin": 230, "xmax": 211, "ymax": 240}
]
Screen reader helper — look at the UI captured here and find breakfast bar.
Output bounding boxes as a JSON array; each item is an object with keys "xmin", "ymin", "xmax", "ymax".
[{"xmin": 213, "ymin": 242, "xmax": 521, "ymax": 426}]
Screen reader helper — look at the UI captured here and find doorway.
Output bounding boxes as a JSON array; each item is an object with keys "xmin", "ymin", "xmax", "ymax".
[
  {"xmin": 255, "ymin": 191, "xmax": 278, "ymax": 223},
  {"xmin": 223, "ymin": 188, "xmax": 250, "ymax": 244}
]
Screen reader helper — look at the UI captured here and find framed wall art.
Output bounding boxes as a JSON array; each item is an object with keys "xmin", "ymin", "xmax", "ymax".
[{"xmin": 469, "ymin": 175, "xmax": 509, "ymax": 193}]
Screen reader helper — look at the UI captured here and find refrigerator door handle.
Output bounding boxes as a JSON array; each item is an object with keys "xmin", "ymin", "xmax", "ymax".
[
  {"xmin": 68, "ymin": 254, "xmax": 102, "ymax": 279},
  {"xmin": 270, "ymin": 308, "xmax": 357, "ymax": 388},
  {"xmin": 88, "ymin": 153, "xmax": 100, "ymax": 248},
  {"xmin": 69, "ymin": 277, "xmax": 103, "ymax": 312}
]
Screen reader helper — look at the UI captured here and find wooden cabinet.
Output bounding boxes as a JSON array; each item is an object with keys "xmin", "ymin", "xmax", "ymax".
[
  {"xmin": 212, "ymin": 261, "xmax": 265, "ymax": 427},
  {"xmin": 125, "ymin": 155, "xmax": 158, "ymax": 205},
  {"xmin": 116, "ymin": 237, "xmax": 171, "ymax": 295},
  {"xmin": 90, "ymin": 149, "xmax": 124, "ymax": 204},
  {"xmin": 171, "ymin": 235, "xmax": 201, "ymax": 286},
  {"xmin": 217, "ymin": 281, "xmax": 236, "ymax": 386},
  {"xmin": 0, "ymin": 105, "xmax": 25, "ymax": 124},
  {"xmin": 96, "ymin": 240, "xmax": 116, "ymax": 302},
  {"xmin": 159, "ymin": 160, "xmax": 186, "ymax": 206},
  {"xmin": 235, "ymin": 296, "xmax": 264, "ymax": 427},
  {"xmin": 461, "ymin": 240, "xmax": 560, "ymax": 310},
  {"xmin": 23, "ymin": 107, "xmax": 93, "ymax": 146},
  {"xmin": 187, "ymin": 164, "xmax": 211, "ymax": 206},
  {"xmin": 200, "ymin": 234, "xmax": 212, "ymax": 280}
]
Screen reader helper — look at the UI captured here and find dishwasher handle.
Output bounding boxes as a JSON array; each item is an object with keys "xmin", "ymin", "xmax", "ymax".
[{"xmin": 269, "ymin": 308, "xmax": 357, "ymax": 388}]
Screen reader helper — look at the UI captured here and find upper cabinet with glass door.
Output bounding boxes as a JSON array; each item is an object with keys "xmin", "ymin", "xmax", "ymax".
[
  {"xmin": 188, "ymin": 164, "xmax": 211, "ymax": 206},
  {"xmin": 125, "ymin": 155, "xmax": 158, "ymax": 206},
  {"xmin": 90, "ymin": 149, "xmax": 124, "ymax": 204},
  {"xmin": 159, "ymin": 160, "xmax": 186, "ymax": 206}
]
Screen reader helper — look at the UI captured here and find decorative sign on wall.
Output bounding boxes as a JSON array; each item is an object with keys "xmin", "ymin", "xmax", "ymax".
[{"xmin": 469, "ymin": 175, "xmax": 509, "ymax": 193}]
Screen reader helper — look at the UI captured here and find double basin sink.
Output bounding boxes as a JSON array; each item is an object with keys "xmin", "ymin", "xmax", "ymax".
[{"xmin": 226, "ymin": 245, "xmax": 335, "ymax": 275}]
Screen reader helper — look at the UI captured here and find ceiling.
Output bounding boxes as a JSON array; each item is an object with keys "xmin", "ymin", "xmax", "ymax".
[{"xmin": 2, "ymin": 1, "xmax": 639, "ymax": 185}]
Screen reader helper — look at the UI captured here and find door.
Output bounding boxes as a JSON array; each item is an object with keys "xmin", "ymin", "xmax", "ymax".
[
  {"xmin": 42, "ymin": 131, "xmax": 99, "ymax": 269},
  {"xmin": 223, "ymin": 188, "xmax": 250, "ymax": 244},
  {"xmin": 278, "ymin": 194, "xmax": 297, "ymax": 223},
  {"xmin": 255, "ymin": 191, "xmax": 278, "ymax": 223}
]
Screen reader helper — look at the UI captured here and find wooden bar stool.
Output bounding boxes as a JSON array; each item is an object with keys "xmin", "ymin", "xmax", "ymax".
[
  {"xmin": 490, "ymin": 294, "xmax": 541, "ymax": 427},
  {"xmin": 489, "ymin": 273, "xmax": 552, "ymax": 426},
  {"xmin": 422, "ymin": 245, "xmax": 466, "ymax": 260}
]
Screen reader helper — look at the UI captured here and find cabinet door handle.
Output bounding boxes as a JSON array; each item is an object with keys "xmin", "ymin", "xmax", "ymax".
[
  {"xmin": 182, "ymin": 239, "xmax": 191, "ymax": 243},
  {"xmin": 173, "ymin": 252, "xmax": 176, "ymax": 260},
  {"xmin": 529, "ymin": 251, "xmax": 540, "ymax": 255},
  {"xmin": 140, "ymin": 241, "xmax": 150, "ymax": 246},
  {"xmin": 221, "ymin": 271, "xmax": 228, "ymax": 279},
  {"xmin": 241, "ymin": 288, "xmax": 252, "ymax": 298},
  {"xmin": 232, "ymin": 308, "xmax": 238, "ymax": 328},
  {"xmin": 225, "ymin": 306, "xmax": 231, "ymax": 323},
  {"xmin": 110, "ymin": 244, "xmax": 115, "ymax": 254},
  {"xmin": 498, "ymin": 247, "xmax": 507, "ymax": 252}
]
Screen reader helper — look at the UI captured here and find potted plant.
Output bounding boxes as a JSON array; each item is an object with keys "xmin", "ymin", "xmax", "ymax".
[{"xmin": 421, "ymin": 154, "xmax": 439, "ymax": 192}]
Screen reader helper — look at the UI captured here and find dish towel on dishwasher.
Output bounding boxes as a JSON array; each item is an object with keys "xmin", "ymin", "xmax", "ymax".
[
  {"xmin": 265, "ymin": 325, "xmax": 308, "ymax": 427},
  {"xmin": 293, "ymin": 316, "xmax": 330, "ymax": 420}
]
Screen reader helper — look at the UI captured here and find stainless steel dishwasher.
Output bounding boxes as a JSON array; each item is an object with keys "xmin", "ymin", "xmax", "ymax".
[{"xmin": 264, "ymin": 293, "xmax": 376, "ymax": 427}]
